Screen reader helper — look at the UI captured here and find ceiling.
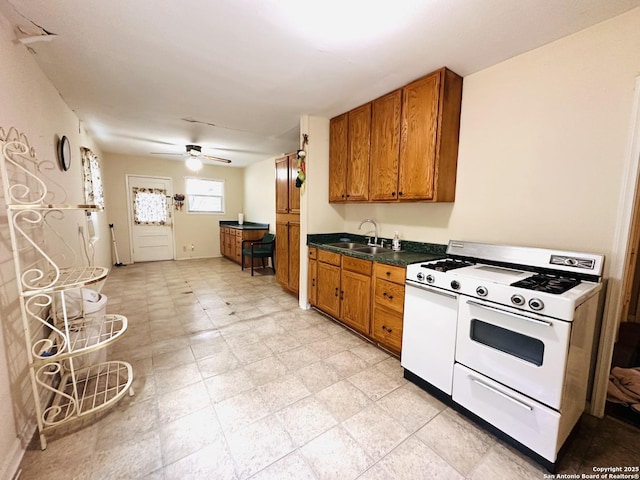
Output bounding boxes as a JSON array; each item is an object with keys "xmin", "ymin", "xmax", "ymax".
[{"xmin": 2, "ymin": 0, "xmax": 639, "ymax": 167}]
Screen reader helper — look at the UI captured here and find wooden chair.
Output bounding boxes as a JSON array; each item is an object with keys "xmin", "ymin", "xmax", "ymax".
[{"xmin": 241, "ymin": 233, "xmax": 276, "ymax": 276}]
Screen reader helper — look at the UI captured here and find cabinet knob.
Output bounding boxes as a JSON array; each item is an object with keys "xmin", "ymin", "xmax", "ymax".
[
  {"xmin": 385, "ymin": 271, "xmax": 391, "ymax": 276},
  {"xmin": 340, "ymin": 290, "xmax": 344, "ymax": 300},
  {"xmin": 312, "ymin": 279, "xmax": 316, "ymax": 286},
  {"xmin": 382, "ymin": 325, "xmax": 393, "ymax": 333},
  {"xmin": 341, "ymin": 194, "xmax": 345, "ymax": 198},
  {"xmin": 391, "ymin": 192, "xmax": 396, "ymax": 197},
  {"xmin": 334, "ymin": 287, "xmax": 339, "ymax": 297},
  {"xmin": 398, "ymin": 191, "xmax": 404, "ymax": 196},
  {"xmin": 383, "ymin": 292, "xmax": 394, "ymax": 300}
]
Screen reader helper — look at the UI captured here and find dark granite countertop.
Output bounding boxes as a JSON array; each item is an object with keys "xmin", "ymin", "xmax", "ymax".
[
  {"xmin": 219, "ymin": 221, "xmax": 269, "ymax": 230},
  {"xmin": 307, "ymin": 232, "xmax": 447, "ymax": 267}
]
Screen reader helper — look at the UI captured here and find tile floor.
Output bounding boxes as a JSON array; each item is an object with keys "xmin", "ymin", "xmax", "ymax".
[{"xmin": 16, "ymin": 258, "xmax": 640, "ymax": 480}]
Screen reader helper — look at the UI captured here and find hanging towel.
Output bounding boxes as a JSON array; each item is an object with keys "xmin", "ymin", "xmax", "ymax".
[{"xmin": 607, "ymin": 367, "xmax": 640, "ymax": 409}]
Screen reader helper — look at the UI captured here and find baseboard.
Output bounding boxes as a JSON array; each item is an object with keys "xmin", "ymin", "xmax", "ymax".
[{"xmin": 1, "ymin": 437, "xmax": 25, "ymax": 480}]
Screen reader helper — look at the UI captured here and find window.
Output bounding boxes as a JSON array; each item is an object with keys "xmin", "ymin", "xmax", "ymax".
[
  {"xmin": 186, "ymin": 177, "xmax": 224, "ymax": 213},
  {"xmin": 80, "ymin": 147, "xmax": 105, "ymax": 209},
  {"xmin": 132, "ymin": 187, "xmax": 170, "ymax": 225}
]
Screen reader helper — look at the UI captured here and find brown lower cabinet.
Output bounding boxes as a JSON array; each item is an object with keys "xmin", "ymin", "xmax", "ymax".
[
  {"xmin": 276, "ymin": 220, "xmax": 300, "ymax": 294},
  {"xmin": 309, "ymin": 247, "xmax": 406, "ymax": 354},
  {"xmin": 340, "ymin": 256, "xmax": 372, "ymax": 335},
  {"xmin": 315, "ymin": 250, "xmax": 341, "ymax": 318},
  {"xmin": 371, "ymin": 263, "xmax": 406, "ymax": 353},
  {"xmin": 308, "ymin": 247, "xmax": 317, "ymax": 305},
  {"xmin": 220, "ymin": 227, "xmax": 268, "ymax": 267}
]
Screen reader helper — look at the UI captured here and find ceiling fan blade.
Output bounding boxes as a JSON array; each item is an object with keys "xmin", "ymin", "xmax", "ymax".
[
  {"xmin": 180, "ymin": 117, "xmax": 255, "ymax": 134},
  {"xmin": 150, "ymin": 152, "xmax": 184, "ymax": 156},
  {"xmin": 200, "ymin": 154, "xmax": 232, "ymax": 164}
]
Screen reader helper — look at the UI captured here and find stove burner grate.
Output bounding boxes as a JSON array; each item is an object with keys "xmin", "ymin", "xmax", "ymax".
[
  {"xmin": 422, "ymin": 259, "xmax": 474, "ymax": 273},
  {"xmin": 511, "ymin": 274, "xmax": 581, "ymax": 294}
]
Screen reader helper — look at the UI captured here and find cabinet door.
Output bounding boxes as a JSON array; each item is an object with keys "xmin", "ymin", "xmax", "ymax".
[
  {"xmin": 399, "ymin": 71, "xmax": 440, "ymax": 201},
  {"xmin": 288, "ymin": 153, "xmax": 300, "ymax": 214},
  {"xmin": 226, "ymin": 231, "xmax": 236, "ymax": 261},
  {"xmin": 275, "ymin": 155, "xmax": 290, "ymax": 213},
  {"xmin": 317, "ymin": 262, "xmax": 341, "ymax": 318},
  {"xmin": 275, "ymin": 222, "xmax": 289, "ymax": 285},
  {"xmin": 347, "ymin": 103, "xmax": 371, "ymax": 201},
  {"xmin": 340, "ymin": 269, "xmax": 371, "ymax": 336},
  {"xmin": 329, "ymin": 113, "xmax": 348, "ymax": 202},
  {"xmin": 308, "ymin": 258, "xmax": 317, "ymax": 305},
  {"xmin": 370, "ymin": 90, "xmax": 401, "ymax": 201},
  {"xmin": 288, "ymin": 222, "xmax": 300, "ymax": 293}
]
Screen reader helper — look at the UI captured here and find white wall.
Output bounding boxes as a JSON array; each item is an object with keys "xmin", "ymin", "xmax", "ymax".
[
  {"xmin": 244, "ymin": 156, "xmax": 277, "ymax": 232},
  {"xmin": 0, "ymin": 11, "xmax": 108, "ymax": 478},
  {"xmin": 102, "ymin": 153, "xmax": 246, "ymax": 263}
]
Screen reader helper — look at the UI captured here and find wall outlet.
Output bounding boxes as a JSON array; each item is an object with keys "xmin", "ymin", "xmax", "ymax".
[
  {"xmin": 78, "ymin": 224, "xmax": 84, "ymax": 234},
  {"xmin": 191, "ymin": 244, "xmax": 195, "ymax": 251}
]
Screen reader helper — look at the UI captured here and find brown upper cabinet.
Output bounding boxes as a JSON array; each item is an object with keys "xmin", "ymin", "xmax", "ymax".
[
  {"xmin": 329, "ymin": 104, "xmax": 371, "ymax": 202},
  {"xmin": 329, "ymin": 67, "xmax": 463, "ymax": 203},
  {"xmin": 275, "ymin": 153, "xmax": 300, "ymax": 214},
  {"xmin": 370, "ymin": 89, "xmax": 402, "ymax": 201},
  {"xmin": 328, "ymin": 114, "xmax": 348, "ymax": 202}
]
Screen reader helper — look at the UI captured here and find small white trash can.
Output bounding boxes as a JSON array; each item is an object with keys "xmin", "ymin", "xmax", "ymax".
[{"xmin": 54, "ymin": 288, "xmax": 108, "ymax": 373}]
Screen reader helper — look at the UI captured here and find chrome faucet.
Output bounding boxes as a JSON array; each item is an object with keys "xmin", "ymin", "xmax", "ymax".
[{"xmin": 358, "ymin": 219, "xmax": 379, "ymax": 246}]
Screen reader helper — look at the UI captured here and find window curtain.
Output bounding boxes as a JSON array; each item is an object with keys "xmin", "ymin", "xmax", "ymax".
[
  {"xmin": 80, "ymin": 147, "xmax": 105, "ymax": 209},
  {"xmin": 132, "ymin": 187, "xmax": 172, "ymax": 226}
]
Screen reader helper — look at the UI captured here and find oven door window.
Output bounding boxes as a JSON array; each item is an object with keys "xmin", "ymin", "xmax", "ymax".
[{"xmin": 470, "ymin": 319, "xmax": 545, "ymax": 366}]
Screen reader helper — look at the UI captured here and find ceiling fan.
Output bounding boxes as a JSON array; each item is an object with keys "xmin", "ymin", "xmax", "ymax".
[{"xmin": 151, "ymin": 144, "xmax": 232, "ymax": 170}]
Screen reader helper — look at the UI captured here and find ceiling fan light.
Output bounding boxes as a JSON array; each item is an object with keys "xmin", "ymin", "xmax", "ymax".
[{"xmin": 185, "ymin": 157, "xmax": 202, "ymax": 171}]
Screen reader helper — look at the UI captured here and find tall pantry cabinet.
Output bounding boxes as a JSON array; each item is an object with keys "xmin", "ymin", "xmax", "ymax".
[{"xmin": 275, "ymin": 152, "xmax": 300, "ymax": 294}]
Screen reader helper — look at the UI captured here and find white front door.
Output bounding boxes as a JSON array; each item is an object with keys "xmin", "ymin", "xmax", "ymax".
[{"xmin": 127, "ymin": 175, "xmax": 175, "ymax": 262}]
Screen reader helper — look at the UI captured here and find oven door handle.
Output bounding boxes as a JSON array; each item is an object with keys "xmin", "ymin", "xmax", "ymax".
[
  {"xmin": 469, "ymin": 376, "xmax": 533, "ymax": 411},
  {"xmin": 466, "ymin": 300, "xmax": 553, "ymax": 327},
  {"xmin": 406, "ymin": 280, "xmax": 458, "ymax": 300}
]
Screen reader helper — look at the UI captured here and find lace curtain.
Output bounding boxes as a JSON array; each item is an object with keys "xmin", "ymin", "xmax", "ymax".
[
  {"xmin": 132, "ymin": 187, "xmax": 171, "ymax": 226},
  {"xmin": 81, "ymin": 147, "xmax": 105, "ymax": 209}
]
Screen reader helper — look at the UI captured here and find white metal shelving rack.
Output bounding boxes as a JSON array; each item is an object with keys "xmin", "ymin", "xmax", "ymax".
[{"xmin": 1, "ymin": 127, "xmax": 134, "ymax": 449}]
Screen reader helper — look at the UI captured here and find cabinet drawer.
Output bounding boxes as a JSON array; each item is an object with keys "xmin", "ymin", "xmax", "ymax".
[
  {"xmin": 309, "ymin": 247, "xmax": 317, "ymax": 260},
  {"xmin": 342, "ymin": 256, "xmax": 372, "ymax": 276},
  {"xmin": 372, "ymin": 308, "xmax": 403, "ymax": 352},
  {"xmin": 452, "ymin": 363, "xmax": 561, "ymax": 462},
  {"xmin": 374, "ymin": 263, "xmax": 405, "ymax": 284},
  {"xmin": 374, "ymin": 279, "xmax": 405, "ymax": 314},
  {"xmin": 318, "ymin": 249, "xmax": 341, "ymax": 266},
  {"xmin": 235, "ymin": 229, "xmax": 243, "ymax": 238}
]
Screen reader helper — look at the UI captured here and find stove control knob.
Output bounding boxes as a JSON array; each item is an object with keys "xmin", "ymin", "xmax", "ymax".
[
  {"xmin": 476, "ymin": 286, "xmax": 488, "ymax": 297},
  {"xmin": 416, "ymin": 272, "xmax": 424, "ymax": 281},
  {"xmin": 529, "ymin": 298, "xmax": 544, "ymax": 311},
  {"xmin": 511, "ymin": 294, "xmax": 525, "ymax": 306},
  {"xmin": 426, "ymin": 275, "xmax": 435, "ymax": 284},
  {"xmin": 451, "ymin": 280, "xmax": 460, "ymax": 290}
]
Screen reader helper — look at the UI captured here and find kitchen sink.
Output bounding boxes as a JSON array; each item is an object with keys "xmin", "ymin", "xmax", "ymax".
[
  {"xmin": 327, "ymin": 242, "xmax": 364, "ymax": 249},
  {"xmin": 353, "ymin": 246, "xmax": 393, "ymax": 254}
]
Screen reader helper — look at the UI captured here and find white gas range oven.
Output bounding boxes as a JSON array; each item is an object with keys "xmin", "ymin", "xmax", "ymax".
[{"xmin": 401, "ymin": 240, "xmax": 605, "ymax": 471}]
